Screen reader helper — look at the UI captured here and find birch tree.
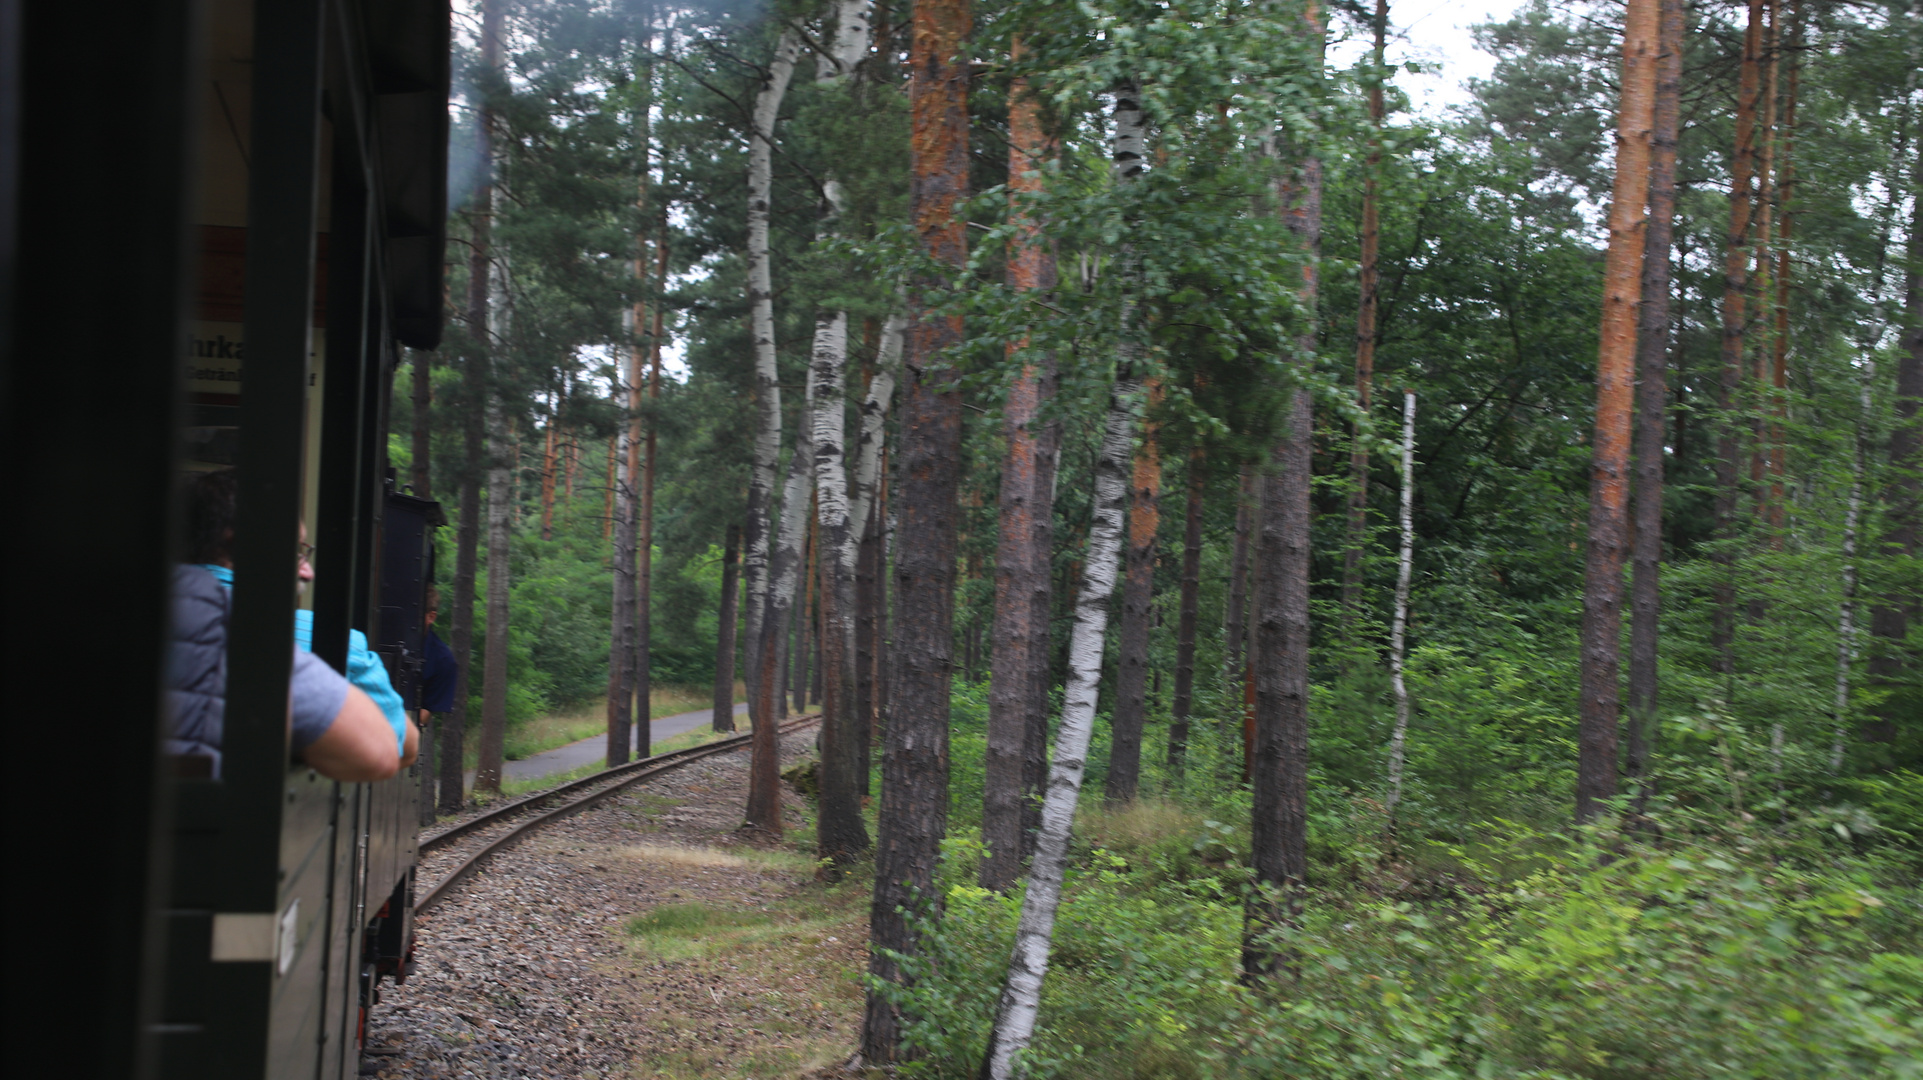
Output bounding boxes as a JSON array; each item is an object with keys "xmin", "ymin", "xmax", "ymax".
[
  {"xmin": 741, "ymin": 29, "xmax": 802, "ymax": 739},
  {"xmin": 810, "ymin": 0, "xmax": 876, "ymax": 869},
  {"xmin": 978, "ymin": 81, "xmax": 1148, "ymax": 1079},
  {"xmin": 1382, "ymin": 390, "xmax": 1416, "ymax": 830},
  {"xmin": 741, "ymin": 29, "xmax": 802, "ymax": 826}
]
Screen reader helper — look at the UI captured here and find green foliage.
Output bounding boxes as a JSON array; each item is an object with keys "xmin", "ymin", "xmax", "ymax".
[{"xmin": 894, "ymin": 714, "xmax": 1923, "ymax": 1078}]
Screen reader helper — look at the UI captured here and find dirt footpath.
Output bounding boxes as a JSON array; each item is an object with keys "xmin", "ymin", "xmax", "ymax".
[{"xmin": 366, "ymin": 729, "xmax": 872, "ymax": 1079}]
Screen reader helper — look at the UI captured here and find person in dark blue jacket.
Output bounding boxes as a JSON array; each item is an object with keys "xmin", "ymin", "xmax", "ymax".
[{"xmin": 419, "ymin": 585, "xmax": 458, "ymax": 725}]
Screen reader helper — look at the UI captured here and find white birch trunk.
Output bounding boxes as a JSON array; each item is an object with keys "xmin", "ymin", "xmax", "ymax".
[
  {"xmin": 1831, "ymin": 358, "xmax": 1874, "ymax": 773},
  {"xmin": 820, "ymin": 0, "xmax": 874, "ymax": 81},
  {"xmin": 813, "ymin": 311, "xmax": 857, "ymax": 633},
  {"xmin": 982, "ymin": 82, "xmax": 1147, "ymax": 1080},
  {"xmin": 742, "ymin": 30, "xmax": 803, "ymax": 717},
  {"xmin": 980, "ymin": 380, "xmax": 1141, "ymax": 1079},
  {"xmin": 1383, "ymin": 390, "xmax": 1418, "ymax": 826},
  {"xmin": 765, "ymin": 375, "xmax": 816, "ymax": 713},
  {"xmin": 850, "ymin": 313, "xmax": 904, "ymax": 537}
]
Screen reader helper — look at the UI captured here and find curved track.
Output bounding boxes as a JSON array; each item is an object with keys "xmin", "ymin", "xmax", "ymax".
[{"xmin": 416, "ymin": 716, "xmax": 816, "ymax": 913}]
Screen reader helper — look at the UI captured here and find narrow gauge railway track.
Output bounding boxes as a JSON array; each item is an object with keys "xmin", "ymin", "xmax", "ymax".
[{"xmin": 416, "ymin": 716, "xmax": 817, "ymax": 913}]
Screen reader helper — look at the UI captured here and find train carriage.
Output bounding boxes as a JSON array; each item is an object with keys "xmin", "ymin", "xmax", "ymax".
[{"xmin": 5, "ymin": 2, "xmax": 453, "ymax": 1079}]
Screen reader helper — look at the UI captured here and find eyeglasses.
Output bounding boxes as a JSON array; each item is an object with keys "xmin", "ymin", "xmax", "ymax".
[{"xmin": 297, "ymin": 542, "xmax": 316, "ymax": 564}]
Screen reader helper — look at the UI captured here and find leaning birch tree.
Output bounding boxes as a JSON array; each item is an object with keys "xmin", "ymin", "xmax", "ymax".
[{"xmin": 978, "ymin": 82, "xmax": 1148, "ymax": 1080}]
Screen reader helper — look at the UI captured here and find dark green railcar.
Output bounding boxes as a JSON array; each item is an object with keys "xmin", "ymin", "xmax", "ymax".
[{"xmin": 5, "ymin": 2, "xmax": 451, "ymax": 1078}]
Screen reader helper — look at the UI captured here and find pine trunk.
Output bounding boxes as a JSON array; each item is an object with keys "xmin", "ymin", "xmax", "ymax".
[
  {"xmin": 1766, "ymin": 3, "xmax": 1800, "ymax": 537},
  {"xmin": 1576, "ymin": 0, "xmax": 1659, "ymax": 824},
  {"xmin": 980, "ymin": 376, "xmax": 1143, "ymax": 1080},
  {"xmin": 605, "ymin": 316, "xmax": 639, "ymax": 767},
  {"xmin": 1106, "ymin": 373, "xmax": 1160, "ymax": 805},
  {"xmin": 1341, "ymin": 0, "xmax": 1389, "ymax": 634},
  {"xmin": 852, "ymin": 315, "xmax": 902, "ymax": 795},
  {"xmin": 1224, "ymin": 464, "xmax": 1254, "ymax": 679},
  {"xmin": 1626, "ymin": 0, "xmax": 1683, "ymax": 784},
  {"xmin": 1168, "ymin": 447, "xmax": 1205, "ymax": 774},
  {"xmin": 1713, "ymin": 0, "xmax": 1765, "ymax": 681},
  {"xmin": 1867, "ymin": 138, "xmax": 1923, "ymax": 743},
  {"xmin": 540, "ymin": 412, "xmax": 557, "ymax": 541},
  {"xmin": 1246, "ymin": 4, "xmax": 1322, "ymax": 979},
  {"xmin": 410, "ymin": 349, "xmax": 433, "ymax": 499},
  {"xmin": 983, "ymin": 55, "xmax": 1059, "ymax": 889},
  {"xmin": 749, "ymin": 377, "xmax": 815, "ymax": 828},
  {"xmin": 714, "ymin": 523, "xmax": 742, "ymax": 733},
  {"xmin": 477, "ymin": 396, "xmax": 513, "ymax": 794},
  {"xmin": 637, "ymin": 232, "xmax": 667, "ymax": 759},
  {"xmin": 862, "ymin": 0, "xmax": 971, "ymax": 1056},
  {"xmin": 1022, "ymin": 396, "xmax": 1063, "ymax": 860},
  {"xmin": 442, "ymin": 0, "xmax": 501, "ymax": 811}
]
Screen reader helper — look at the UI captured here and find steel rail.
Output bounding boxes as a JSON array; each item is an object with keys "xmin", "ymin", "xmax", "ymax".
[{"xmin": 415, "ymin": 716, "xmax": 817, "ymax": 913}]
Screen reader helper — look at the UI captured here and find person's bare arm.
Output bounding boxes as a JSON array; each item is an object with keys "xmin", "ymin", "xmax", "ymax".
[
  {"xmin": 399, "ymin": 717, "xmax": 421, "ymax": 768},
  {"xmin": 302, "ymin": 686, "xmax": 401, "ymax": 782}
]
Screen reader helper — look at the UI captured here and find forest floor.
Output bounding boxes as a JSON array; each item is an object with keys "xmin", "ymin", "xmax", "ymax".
[{"xmin": 369, "ymin": 725, "xmax": 875, "ymax": 1080}]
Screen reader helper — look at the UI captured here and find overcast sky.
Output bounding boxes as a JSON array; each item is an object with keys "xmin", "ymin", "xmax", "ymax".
[{"xmin": 1328, "ymin": 0, "xmax": 1520, "ymax": 118}]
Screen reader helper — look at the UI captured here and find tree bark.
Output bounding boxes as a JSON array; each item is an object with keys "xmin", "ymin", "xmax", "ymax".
[
  {"xmin": 540, "ymin": 405, "xmax": 557, "ymax": 541},
  {"xmin": 853, "ymin": 314, "xmax": 903, "ymax": 795},
  {"xmin": 1223, "ymin": 463, "xmax": 1254, "ymax": 679},
  {"xmin": 1341, "ymin": 0, "xmax": 1389, "ymax": 636},
  {"xmin": 749, "ymin": 376, "xmax": 816, "ymax": 827},
  {"xmin": 477, "ymin": 393, "xmax": 513, "ymax": 794},
  {"xmin": 1021, "ymin": 390, "xmax": 1063, "ymax": 861},
  {"xmin": 1246, "ymin": 2, "xmax": 1322, "ymax": 980},
  {"xmin": 1575, "ymin": 0, "xmax": 1658, "ymax": 825},
  {"xmin": 1168, "ymin": 447, "xmax": 1205, "ymax": 774},
  {"xmin": 1382, "ymin": 391, "xmax": 1417, "ymax": 831},
  {"xmin": 713, "ymin": 522, "xmax": 742, "ymax": 733},
  {"xmin": 605, "ymin": 309, "xmax": 639, "ymax": 767},
  {"xmin": 636, "ymin": 228, "xmax": 667, "ymax": 760},
  {"xmin": 1867, "ymin": 128, "xmax": 1923, "ymax": 744},
  {"xmin": 1626, "ymin": 0, "xmax": 1682, "ymax": 784},
  {"xmin": 812, "ymin": 302, "xmax": 872, "ymax": 865},
  {"xmin": 1765, "ymin": 1, "xmax": 1800, "ymax": 538},
  {"xmin": 411, "ymin": 349, "xmax": 433, "ymax": 499},
  {"xmin": 981, "ymin": 380, "xmax": 1142, "ymax": 1080},
  {"xmin": 862, "ymin": 0, "xmax": 970, "ymax": 1056},
  {"xmin": 443, "ymin": 0, "xmax": 502, "ymax": 811},
  {"xmin": 742, "ymin": 30, "xmax": 802, "ymax": 736},
  {"xmin": 1713, "ymin": 0, "xmax": 1765, "ymax": 681},
  {"xmin": 1106, "ymin": 371, "xmax": 1160, "ymax": 805}
]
